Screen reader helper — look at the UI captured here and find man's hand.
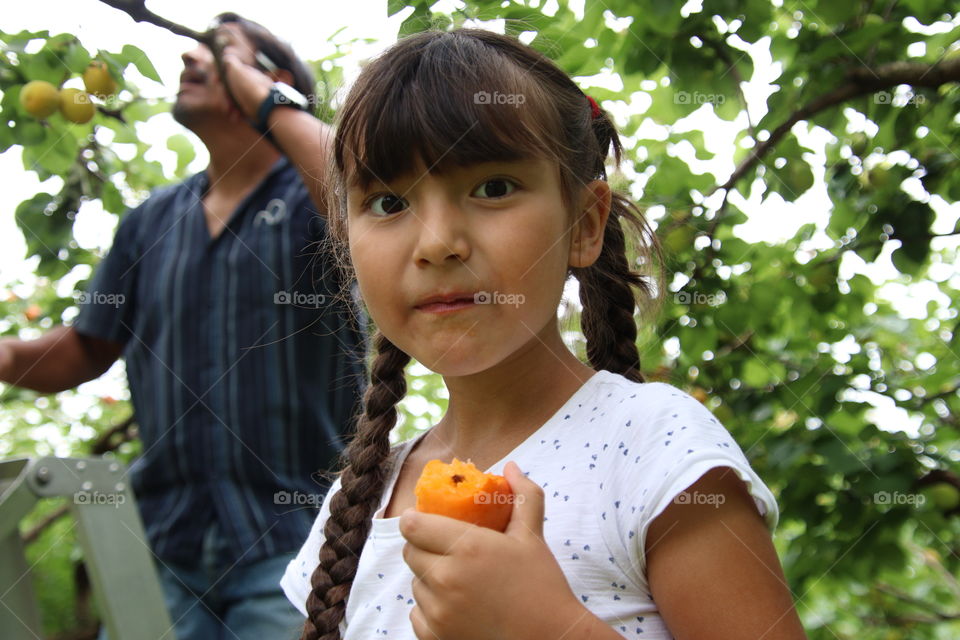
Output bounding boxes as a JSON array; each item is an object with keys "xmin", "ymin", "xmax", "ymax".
[
  {"xmin": 219, "ymin": 48, "xmax": 274, "ymax": 121},
  {"xmin": 398, "ymin": 461, "xmax": 614, "ymax": 640},
  {"xmin": 208, "ymin": 35, "xmax": 333, "ymax": 215}
]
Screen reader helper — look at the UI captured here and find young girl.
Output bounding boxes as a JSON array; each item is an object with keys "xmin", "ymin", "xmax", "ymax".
[{"xmin": 281, "ymin": 28, "xmax": 807, "ymax": 640}]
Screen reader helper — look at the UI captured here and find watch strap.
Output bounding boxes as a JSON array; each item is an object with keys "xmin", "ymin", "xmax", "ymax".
[{"xmin": 253, "ymin": 85, "xmax": 283, "ymax": 138}]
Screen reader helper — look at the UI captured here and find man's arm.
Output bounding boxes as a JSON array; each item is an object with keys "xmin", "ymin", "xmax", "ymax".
[
  {"xmin": 265, "ymin": 109, "xmax": 334, "ymax": 214},
  {"xmin": 0, "ymin": 326, "xmax": 123, "ymax": 394},
  {"xmin": 221, "ymin": 53, "xmax": 334, "ymax": 215}
]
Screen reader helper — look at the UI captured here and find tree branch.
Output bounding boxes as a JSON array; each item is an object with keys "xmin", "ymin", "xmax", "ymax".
[
  {"xmin": 715, "ymin": 57, "xmax": 960, "ymax": 194},
  {"xmin": 96, "ymin": 0, "xmax": 208, "ymax": 42},
  {"xmin": 21, "ymin": 503, "xmax": 70, "ymax": 545},
  {"xmin": 714, "ymin": 328, "xmax": 755, "ymax": 359},
  {"xmin": 89, "ymin": 414, "xmax": 136, "ymax": 455},
  {"xmin": 95, "ymin": 0, "xmax": 245, "ymax": 116},
  {"xmin": 874, "ymin": 582, "xmax": 960, "ymax": 622},
  {"xmin": 912, "ymin": 381, "xmax": 960, "ymax": 408},
  {"xmin": 95, "ymin": 104, "xmax": 127, "ymax": 124}
]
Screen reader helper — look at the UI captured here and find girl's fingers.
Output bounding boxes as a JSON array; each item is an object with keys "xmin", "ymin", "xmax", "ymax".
[
  {"xmin": 401, "ymin": 540, "xmax": 436, "ymax": 579},
  {"xmin": 399, "ymin": 508, "xmax": 479, "ymax": 555},
  {"xmin": 410, "ymin": 574, "xmax": 438, "ymax": 616},
  {"xmin": 502, "ymin": 461, "xmax": 546, "ymax": 539},
  {"xmin": 409, "ymin": 603, "xmax": 435, "ymax": 640}
]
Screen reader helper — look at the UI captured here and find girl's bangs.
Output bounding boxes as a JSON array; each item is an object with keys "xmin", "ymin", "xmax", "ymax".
[{"xmin": 337, "ymin": 35, "xmax": 561, "ymax": 191}]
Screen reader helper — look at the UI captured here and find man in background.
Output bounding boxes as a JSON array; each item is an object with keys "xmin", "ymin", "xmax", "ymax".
[{"xmin": 0, "ymin": 13, "xmax": 365, "ymax": 639}]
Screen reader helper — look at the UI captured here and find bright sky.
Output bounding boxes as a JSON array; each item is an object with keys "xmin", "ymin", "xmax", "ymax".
[{"xmin": 1, "ymin": 1, "xmax": 957, "ymax": 445}]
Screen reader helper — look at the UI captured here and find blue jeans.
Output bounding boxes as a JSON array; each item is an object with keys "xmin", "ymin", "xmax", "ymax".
[{"xmin": 99, "ymin": 521, "xmax": 305, "ymax": 640}]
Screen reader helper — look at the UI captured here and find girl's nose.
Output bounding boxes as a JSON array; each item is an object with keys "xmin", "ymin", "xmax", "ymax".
[{"xmin": 412, "ymin": 198, "xmax": 471, "ymax": 266}]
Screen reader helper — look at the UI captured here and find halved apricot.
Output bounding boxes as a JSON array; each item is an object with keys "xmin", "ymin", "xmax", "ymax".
[{"xmin": 414, "ymin": 458, "xmax": 513, "ymax": 532}]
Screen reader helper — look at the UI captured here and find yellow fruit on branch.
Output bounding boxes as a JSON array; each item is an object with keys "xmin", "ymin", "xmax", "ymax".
[
  {"xmin": 82, "ymin": 61, "xmax": 117, "ymax": 99},
  {"xmin": 20, "ymin": 80, "xmax": 61, "ymax": 119},
  {"xmin": 59, "ymin": 88, "xmax": 95, "ymax": 124}
]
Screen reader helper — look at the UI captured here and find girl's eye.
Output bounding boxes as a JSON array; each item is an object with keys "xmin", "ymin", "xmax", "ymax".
[
  {"xmin": 367, "ymin": 194, "xmax": 409, "ymax": 216},
  {"xmin": 472, "ymin": 178, "xmax": 516, "ymax": 199}
]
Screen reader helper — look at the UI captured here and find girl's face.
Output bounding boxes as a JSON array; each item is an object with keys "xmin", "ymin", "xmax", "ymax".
[{"xmin": 346, "ymin": 155, "xmax": 577, "ymax": 376}]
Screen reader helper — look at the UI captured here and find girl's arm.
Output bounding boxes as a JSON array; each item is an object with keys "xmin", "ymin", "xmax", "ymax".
[{"xmin": 645, "ymin": 467, "xmax": 809, "ymax": 640}]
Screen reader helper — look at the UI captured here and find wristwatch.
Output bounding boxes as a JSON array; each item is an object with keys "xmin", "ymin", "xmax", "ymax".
[{"xmin": 253, "ymin": 82, "xmax": 309, "ymax": 139}]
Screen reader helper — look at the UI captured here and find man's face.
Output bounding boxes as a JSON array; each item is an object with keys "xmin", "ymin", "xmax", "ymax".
[{"xmin": 172, "ymin": 23, "xmax": 257, "ymax": 128}]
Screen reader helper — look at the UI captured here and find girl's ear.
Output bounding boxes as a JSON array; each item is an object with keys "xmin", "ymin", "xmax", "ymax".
[{"xmin": 568, "ymin": 180, "xmax": 612, "ymax": 268}]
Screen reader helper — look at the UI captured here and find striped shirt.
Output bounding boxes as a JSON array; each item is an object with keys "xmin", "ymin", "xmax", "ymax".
[{"xmin": 74, "ymin": 157, "xmax": 367, "ymax": 568}]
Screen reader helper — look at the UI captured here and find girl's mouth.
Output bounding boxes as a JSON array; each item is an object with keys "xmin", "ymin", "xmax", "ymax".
[{"xmin": 416, "ymin": 298, "xmax": 476, "ymax": 314}]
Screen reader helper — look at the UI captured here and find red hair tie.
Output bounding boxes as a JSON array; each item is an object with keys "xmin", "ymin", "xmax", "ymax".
[{"xmin": 586, "ymin": 95, "xmax": 601, "ymax": 119}]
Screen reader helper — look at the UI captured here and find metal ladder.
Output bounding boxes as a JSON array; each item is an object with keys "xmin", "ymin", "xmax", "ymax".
[{"xmin": 0, "ymin": 456, "xmax": 174, "ymax": 639}]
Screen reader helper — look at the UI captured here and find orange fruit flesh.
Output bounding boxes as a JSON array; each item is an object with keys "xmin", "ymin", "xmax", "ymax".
[{"xmin": 414, "ymin": 458, "xmax": 513, "ymax": 531}]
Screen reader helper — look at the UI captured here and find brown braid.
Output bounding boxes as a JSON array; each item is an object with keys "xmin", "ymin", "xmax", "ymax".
[
  {"xmin": 570, "ymin": 100, "xmax": 665, "ymax": 384},
  {"xmin": 574, "ymin": 196, "xmax": 653, "ymax": 384},
  {"xmin": 299, "ymin": 332, "xmax": 410, "ymax": 640}
]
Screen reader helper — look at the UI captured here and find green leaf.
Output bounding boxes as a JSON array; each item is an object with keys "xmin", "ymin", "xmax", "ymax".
[
  {"xmin": 11, "ymin": 119, "xmax": 47, "ymax": 146},
  {"xmin": 122, "ymin": 98, "xmax": 170, "ymax": 123},
  {"xmin": 818, "ymin": 438, "xmax": 865, "ymax": 474},
  {"xmin": 21, "ymin": 48, "xmax": 67, "ymax": 85},
  {"xmin": 645, "ymin": 155, "xmax": 713, "ymax": 200},
  {"xmin": 100, "ymin": 181, "xmax": 126, "ymax": 214},
  {"xmin": 120, "ymin": 44, "xmax": 161, "ymax": 83},
  {"xmin": 742, "ymin": 359, "xmax": 771, "ymax": 387},
  {"xmin": 770, "ymin": 157, "xmax": 814, "ymax": 201},
  {"xmin": 0, "ymin": 28, "xmax": 51, "ymax": 53},
  {"xmin": 826, "ymin": 201, "xmax": 863, "ymax": 240},
  {"xmin": 812, "ymin": 1, "xmax": 860, "ymax": 26},
  {"xmin": 398, "ymin": 3, "xmax": 433, "ymax": 37},
  {"xmin": 807, "ymin": 22, "xmax": 899, "ymax": 64},
  {"xmin": 387, "ymin": 0, "xmax": 409, "ymax": 16},
  {"xmin": 0, "ymin": 120, "xmax": 13, "ymax": 152},
  {"xmin": 166, "ymin": 133, "xmax": 196, "ymax": 178},
  {"xmin": 891, "ymin": 245, "xmax": 927, "ymax": 276},
  {"xmin": 62, "ymin": 42, "xmax": 91, "ymax": 75},
  {"xmin": 22, "ymin": 125, "xmax": 77, "ymax": 176},
  {"xmin": 636, "ymin": 0, "xmax": 681, "ymax": 36},
  {"xmin": 900, "ymin": 0, "xmax": 951, "ymax": 23}
]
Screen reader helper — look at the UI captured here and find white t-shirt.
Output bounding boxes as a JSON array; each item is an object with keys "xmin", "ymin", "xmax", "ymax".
[{"xmin": 281, "ymin": 369, "xmax": 779, "ymax": 639}]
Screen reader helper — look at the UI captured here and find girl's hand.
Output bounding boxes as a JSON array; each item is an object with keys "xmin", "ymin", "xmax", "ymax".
[{"xmin": 400, "ymin": 461, "xmax": 593, "ymax": 640}]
